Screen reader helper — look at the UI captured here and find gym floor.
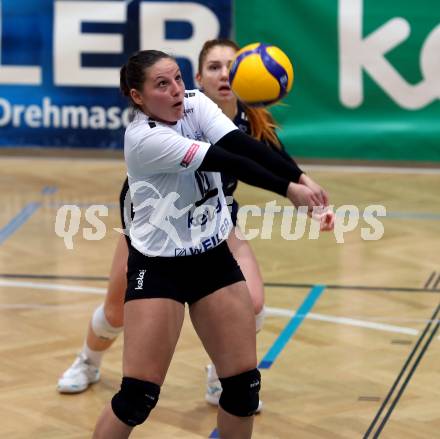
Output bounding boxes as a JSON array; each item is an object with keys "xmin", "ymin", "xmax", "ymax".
[{"xmin": 1, "ymin": 156, "xmax": 439, "ymax": 438}]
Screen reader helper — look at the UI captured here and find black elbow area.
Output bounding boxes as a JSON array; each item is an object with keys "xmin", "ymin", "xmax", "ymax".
[{"xmin": 215, "ymin": 129, "xmax": 247, "ymax": 151}]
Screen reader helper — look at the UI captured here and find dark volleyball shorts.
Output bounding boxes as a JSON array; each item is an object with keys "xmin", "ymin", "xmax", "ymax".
[{"xmin": 125, "ymin": 241, "xmax": 245, "ymax": 305}]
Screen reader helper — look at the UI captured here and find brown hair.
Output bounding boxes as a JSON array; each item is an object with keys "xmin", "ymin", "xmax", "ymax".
[
  {"xmin": 244, "ymin": 106, "xmax": 281, "ymax": 148},
  {"xmin": 120, "ymin": 50, "xmax": 175, "ymax": 108},
  {"xmin": 197, "ymin": 38, "xmax": 240, "ymax": 75},
  {"xmin": 198, "ymin": 39, "xmax": 281, "ymax": 149}
]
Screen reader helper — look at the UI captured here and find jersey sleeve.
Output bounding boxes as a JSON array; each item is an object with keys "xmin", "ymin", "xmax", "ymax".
[
  {"xmin": 125, "ymin": 123, "xmax": 210, "ymax": 177},
  {"xmin": 194, "ymin": 90, "xmax": 238, "ymax": 144}
]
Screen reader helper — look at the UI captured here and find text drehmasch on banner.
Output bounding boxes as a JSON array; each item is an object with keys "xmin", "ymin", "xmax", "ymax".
[{"xmin": 0, "ymin": 0, "xmax": 231, "ymax": 148}]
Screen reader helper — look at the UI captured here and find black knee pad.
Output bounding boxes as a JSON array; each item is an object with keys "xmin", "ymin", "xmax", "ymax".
[
  {"xmin": 111, "ymin": 377, "xmax": 160, "ymax": 426},
  {"xmin": 219, "ymin": 368, "xmax": 261, "ymax": 417}
]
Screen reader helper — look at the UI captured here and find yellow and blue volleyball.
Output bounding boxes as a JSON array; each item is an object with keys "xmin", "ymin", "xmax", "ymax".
[{"xmin": 229, "ymin": 42, "xmax": 294, "ymax": 107}]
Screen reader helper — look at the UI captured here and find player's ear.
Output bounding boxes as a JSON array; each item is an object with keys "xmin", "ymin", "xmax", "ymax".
[
  {"xmin": 130, "ymin": 89, "xmax": 143, "ymax": 107},
  {"xmin": 195, "ymin": 73, "xmax": 203, "ymax": 89}
]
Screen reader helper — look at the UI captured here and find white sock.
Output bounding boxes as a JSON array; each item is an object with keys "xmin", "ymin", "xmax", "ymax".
[{"xmin": 81, "ymin": 343, "xmax": 104, "ymax": 368}]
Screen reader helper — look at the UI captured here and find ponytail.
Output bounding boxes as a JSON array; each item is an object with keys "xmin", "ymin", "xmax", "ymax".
[
  {"xmin": 244, "ymin": 106, "xmax": 281, "ymax": 148},
  {"xmin": 119, "ymin": 64, "xmax": 130, "ymax": 98}
]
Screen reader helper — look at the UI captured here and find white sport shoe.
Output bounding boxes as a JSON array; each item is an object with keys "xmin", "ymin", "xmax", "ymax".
[
  {"xmin": 205, "ymin": 365, "xmax": 263, "ymax": 413},
  {"xmin": 57, "ymin": 354, "xmax": 100, "ymax": 394}
]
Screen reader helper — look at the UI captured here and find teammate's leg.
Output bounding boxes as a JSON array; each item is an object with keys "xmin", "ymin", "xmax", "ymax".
[
  {"xmin": 228, "ymin": 226, "xmax": 265, "ymax": 316},
  {"xmin": 57, "ymin": 234, "xmax": 127, "ymax": 393}
]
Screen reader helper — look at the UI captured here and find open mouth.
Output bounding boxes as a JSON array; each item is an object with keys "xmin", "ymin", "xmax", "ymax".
[
  {"xmin": 172, "ymin": 101, "xmax": 183, "ymax": 108},
  {"xmin": 219, "ymin": 85, "xmax": 231, "ymax": 92}
]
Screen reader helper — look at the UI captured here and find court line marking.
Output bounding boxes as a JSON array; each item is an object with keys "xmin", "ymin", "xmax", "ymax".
[
  {"xmin": 377, "ymin": 319, "xmax": 440, "ymax": 437},
  {"xmin": 41, "ymin": 186, "xmax": 58, "ymax": 195},
  {"xmin": 260, "ymin": 285, "xmax": 325, "ymax": 369},
  {"xmin": 364, "ymin": 302, "xmax": 440, "ymax": 438},
  {"xmin": 266, "ymin": 307, "xmax": 418, "ymax": 336},
  {"xmin": 0, "ymin": 273, "xmax": 109, "ymax": 282},
  {"xmin": 0, "ymin": 279, "xmax": 433, "ymax": 337},
  {"xmin": 374, "ymin": 317, "xmax": 440, "ymax": 437},
  {"xmin": 0, "ymin": 303, "xmax": 59, "ymax": 310},
  {"xmin": 265, "ymin": 282, "xmax": 440, "ymax": 294},
  {"xmin": 0, "ymin": 302, "xmax": 101, "ymax": 311},
  {"xmin": 0, "ymin": 202, "xmax": 41, "ymax": 244},
  {"xmin": 0, "ymin": 186, "xmax": 59, "ymax": 245},
  {"xmin": 303, "ymin": 164, "xmax": 440, "ymax": 175},
  {"xmin": 209, "ymin": 428, "xmax": 219, "ymax": 438},
  {"xmin": 1, "ymin": 275, "xmax": 438, "ymax": 294},
  {"xmin": 0, "ymin": 280, "xmax": 106, "ymax": 295}
]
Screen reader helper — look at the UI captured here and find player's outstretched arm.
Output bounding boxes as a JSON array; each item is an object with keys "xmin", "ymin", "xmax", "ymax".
[
  {"xmin": 215, "ymin": 129, "xmax": 304, "ymax": 184},
  {"xmin": 200, "ymin": 144, "xmax": 318, "ymax": 214},
  {"xmin": 298, "ymin": 173, "xmax": 329, "ymax": 207}
]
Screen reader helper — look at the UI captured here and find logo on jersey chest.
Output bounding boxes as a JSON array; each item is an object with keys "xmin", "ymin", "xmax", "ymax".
[{"xmin": 187, "ymin": 197, "xmax": 222, "ymax": 227}]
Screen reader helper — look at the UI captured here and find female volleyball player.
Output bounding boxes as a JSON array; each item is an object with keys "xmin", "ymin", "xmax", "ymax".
[
  {"xmin": 91, "ymin": 49, "xmax": 330, "ymax": 438},
  {"xmin": 195, "ymin": 38, "xmax": 331, "ymax": 409},
  {"xmin": 58, "ymin": 41, "xmax": 332, "ymax": 415}
]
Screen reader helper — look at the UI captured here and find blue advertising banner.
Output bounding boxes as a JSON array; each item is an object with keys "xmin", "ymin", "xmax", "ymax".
[{"xmin": 0, "ymin": 0, "xmax": 231, "ymax": 148}]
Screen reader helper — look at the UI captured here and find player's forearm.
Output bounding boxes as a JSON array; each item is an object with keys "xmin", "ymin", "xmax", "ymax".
[
  {"xmin": 199, "ymin": 145, "xmax": 289, "ymax": 197},
  {"xmin": 272, "ymin": 142, "xmax": 303, "ymax": 173},
  {"xmin": 215, "ymin": 129, "xmax": 304, "ymax": 183}
]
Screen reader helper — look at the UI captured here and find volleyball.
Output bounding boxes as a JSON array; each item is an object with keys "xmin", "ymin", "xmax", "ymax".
[{"xmin": 229, "ymin": 42, "xmax": 294, "ymax": 107}]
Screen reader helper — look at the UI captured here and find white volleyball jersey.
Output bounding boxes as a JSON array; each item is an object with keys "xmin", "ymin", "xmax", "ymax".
[{"xmin": 124, "ymin": 89, "xmax": 237, "ymax": 257}]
